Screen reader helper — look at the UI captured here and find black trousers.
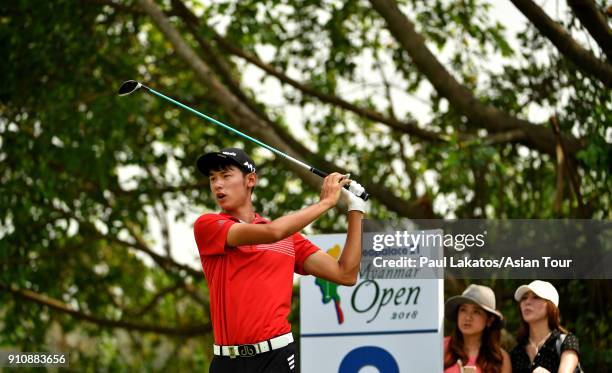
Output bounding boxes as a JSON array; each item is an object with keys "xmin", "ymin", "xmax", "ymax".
[{"xmin": 210, "ymin": 342, "xmax": 297, "ymax": 373}]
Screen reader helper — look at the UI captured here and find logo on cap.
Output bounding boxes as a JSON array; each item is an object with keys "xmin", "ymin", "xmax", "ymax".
[
  {"xmin": 243, "ymin": 161, "xmax": 255, "ymax": 172},
  {"xmin": 222, "ymin": 151, "xmax": 237, "ymax": 156}
]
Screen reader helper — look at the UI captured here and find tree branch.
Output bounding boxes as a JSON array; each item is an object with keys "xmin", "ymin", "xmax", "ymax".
[
  {"xmin": 169, "ymin": 0, "xmax": 267, "ymax": 118},
  {"xmin": 461, "ymin": 129, "xmax": 527, "ymax": 147},
  {"xmin": 126, "ymin": 282, "xmax": 185, "ymax": 318},
  {"xmin": 550, "ymin": 116, "xmax": 589, "ymax": 217},
  {"xmin": 0, "ymin": 283, "xmax": 211, "ymax": 336},
  {"xmin": 123, "ymin": 221, "xmax": 202, "ymax": 278},
  {"xmin": 136, "ymin": 0, "xmax": 326, "ymax": 196},
  {"xmin": 168, "ymin": 0, "xmax": 437, "ymax": 218},
  {"xmin": 169, "ymin": 0, "xmax": 326, "ymax": 158},
  {"xmin": 184, "ymin": 283, "xmax": 208, "ymax": 306},
  {"xmin": 211, "ymin": 32, "xmax": 442, "ymax": 141},
  {"xmin": 397, "ymin": 134, "xmax": 419, "ymax": 198},
  {"xmin": 93, "ymin": 0, "xmax": 487, "ymax": 149},
  {"xmin": 368, "ymin": 0, "xmax": 586, "ymax": 158},
  {"xmin": 480, "ymin": 129, "xmax": 526, "ymax": 146},
  {"xmin": 0, "ymin": 241, "xmax": 80, "ymax": 266},
  {"xmin": 137, "ymin": 0, "xmax": 436, "ymax": 218},
  {"xmin": 92, "ymin": 0, "xmax": 518, "ymax": 218},
  {"xmin": 122, "ymin": 179, "xmax": 210, "ymax": 197},
  {"xmin": 567, "ymin": 0, "xmax": 612, "ymax": 61},
  {"xmin": 509, "ymin": 0, "xmax": 612, "ymax": 87},
  {"xmin": 553, "ymin": 120, "xmax": 566, "ymax": 215},
  {"xmin": 47, "ymin": 203, "xmax": 202, "ymax": 278}
]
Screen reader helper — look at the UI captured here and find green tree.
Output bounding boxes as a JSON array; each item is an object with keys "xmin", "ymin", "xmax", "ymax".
[{"xmin": 1, "ymin": 0, "xmax": 610, "ymax": 370}]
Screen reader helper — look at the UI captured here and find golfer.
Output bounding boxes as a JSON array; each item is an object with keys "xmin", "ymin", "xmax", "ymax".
[{"xmin": 193, "ymin": 148, "xmax": 366, "ymax": 373}]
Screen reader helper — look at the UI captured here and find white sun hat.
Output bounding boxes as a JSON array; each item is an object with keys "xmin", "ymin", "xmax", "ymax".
[
  {"xmin": 445, "ymin": 284, "xmax": 503, "ymax": 321},
  {"xmin": 514, "ymin": 280, "xmax": 559, "ymax": 307}
]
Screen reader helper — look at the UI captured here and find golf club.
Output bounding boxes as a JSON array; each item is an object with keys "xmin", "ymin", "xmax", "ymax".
[{"xmin": 118, "ymin": 80, "xmax": 369, "ymax": 200}]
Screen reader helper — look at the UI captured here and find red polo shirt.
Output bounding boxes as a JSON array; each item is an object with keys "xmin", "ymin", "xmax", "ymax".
[{"xmin": 194, "ymin": 212, "xmax": 320, "ymax": 345}]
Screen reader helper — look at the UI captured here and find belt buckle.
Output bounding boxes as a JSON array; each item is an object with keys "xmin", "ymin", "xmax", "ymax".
[
  {"xmin": 228, "ymin": 346, "xmax": 237, "ymax": 359},
  {"xmin": 238, "ymin": 344, "xmax": 257, "ymax": 357}
]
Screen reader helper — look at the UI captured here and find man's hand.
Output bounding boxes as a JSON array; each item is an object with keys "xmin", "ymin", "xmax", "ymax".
[
  {"xmin": 341, "ymin": 184, "xmax": 367, "ymax": 213},
  {"xmin": 319, "ymin": 173, "xmax": 351, "ymax": 208},
  {"xmin": 304, "ymin": 174, "xmax": 364, "ymax": 286}
]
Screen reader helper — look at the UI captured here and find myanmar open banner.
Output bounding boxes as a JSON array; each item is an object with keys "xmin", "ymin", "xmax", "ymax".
[{"xmin": 300, "ymin": 234, "xmax": 443, "ymax": 373}]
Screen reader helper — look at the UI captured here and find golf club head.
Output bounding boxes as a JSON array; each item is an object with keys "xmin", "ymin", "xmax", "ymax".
[{"xmin": 118, "ymin": 80, "xmax": 142, "ymax": 96}]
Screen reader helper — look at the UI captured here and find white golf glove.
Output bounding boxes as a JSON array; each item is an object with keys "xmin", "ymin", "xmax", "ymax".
[
  {"xmin": 348, "ymin": 179, "xmax": 365, "ymax": 197},
  {"xmin": 341, "ymin": 181, "xmax": 367, "ymax": 213}
]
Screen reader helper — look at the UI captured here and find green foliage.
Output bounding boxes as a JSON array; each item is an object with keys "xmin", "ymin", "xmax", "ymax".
[{"xmin": 1, "ymin": 0, "xmax": 609, "ymax": 370}]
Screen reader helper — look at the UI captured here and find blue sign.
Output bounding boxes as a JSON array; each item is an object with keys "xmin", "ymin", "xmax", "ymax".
[{"xmin": 339, "ymin": 346, "xmax": 400, "ymax": 373}]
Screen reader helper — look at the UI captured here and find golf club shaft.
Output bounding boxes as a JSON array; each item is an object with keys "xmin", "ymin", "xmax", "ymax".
[{"xmin": 141, "ymin": 84, "xmax": 369, "ymax": 201}]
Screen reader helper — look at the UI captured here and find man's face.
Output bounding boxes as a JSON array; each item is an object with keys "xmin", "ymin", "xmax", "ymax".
[{"xmin": 209, "ymin": 165, "xmax": 255, "ymax": 211}]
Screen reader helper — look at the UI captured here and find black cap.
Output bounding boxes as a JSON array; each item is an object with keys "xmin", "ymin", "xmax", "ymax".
[{"xmin": 196, "ymin": 147, "xmax": 257, "ymax": 176}]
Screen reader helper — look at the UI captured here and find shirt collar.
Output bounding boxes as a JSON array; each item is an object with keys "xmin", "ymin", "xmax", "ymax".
[{"xmin": 219, "ymin": 212, "xmax": 268, "ymax": 224}]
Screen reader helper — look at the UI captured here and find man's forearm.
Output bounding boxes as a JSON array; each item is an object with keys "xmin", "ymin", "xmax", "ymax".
[
  {"xmin": 338, "ymin": 211, "xmax": 363, "ymax": 283},
  {"xmin": 268, "ymin": 201, "xmax": 332, "ymax": 240}
]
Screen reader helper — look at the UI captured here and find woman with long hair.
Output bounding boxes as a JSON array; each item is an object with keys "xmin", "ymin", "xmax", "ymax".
[
  {"xmin": 510, "ymin": 280, "xmax": 581, "ymax": 373},
  {"xmin": 444, "ymin": 284, "xmax": 511, "ymax": 373}
]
